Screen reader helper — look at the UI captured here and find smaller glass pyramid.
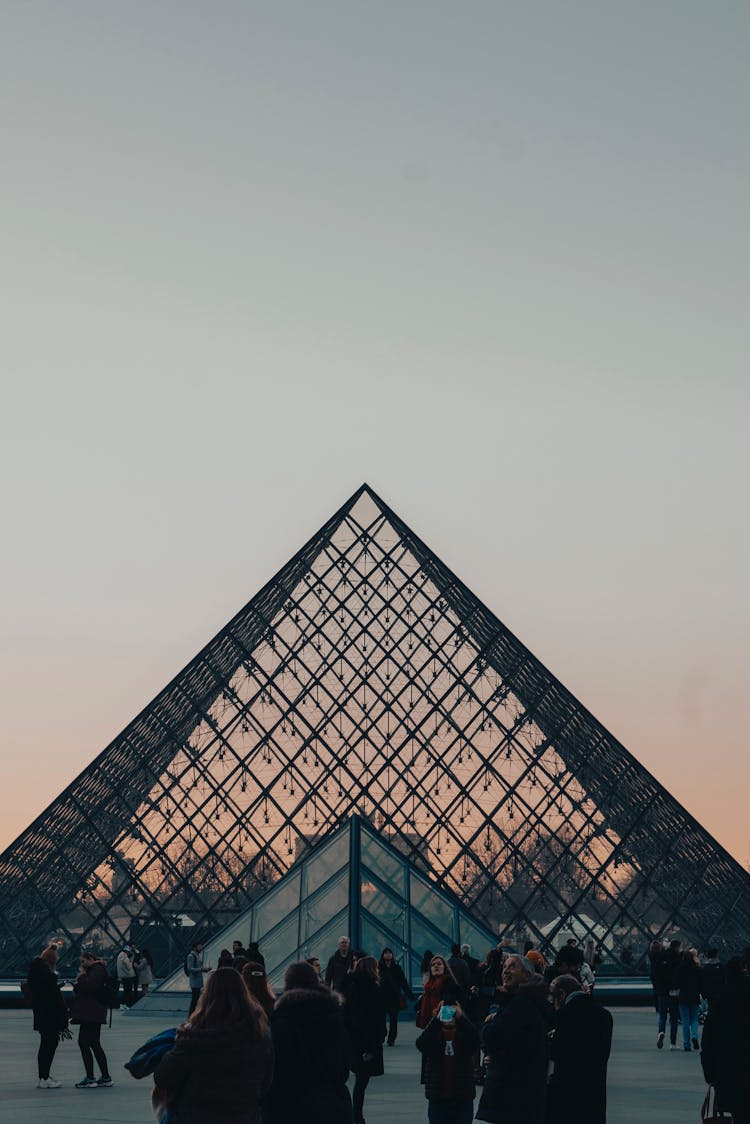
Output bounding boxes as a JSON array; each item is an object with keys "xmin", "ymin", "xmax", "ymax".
[{"xmin": 158, "ymin": 815, "xmax": 498, "ymax": 991}]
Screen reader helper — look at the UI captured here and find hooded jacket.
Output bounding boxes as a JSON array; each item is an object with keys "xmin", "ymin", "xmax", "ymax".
[
  {"xmin": 154, "ymin": 1021, "xmax": 273, "ymax": 1124},
  {"xmin": 475, "ymin": 978, "xmax": 549, "ymax": 1124},
  {"xmin": 265, "ymin": 986, "xmax": 353, "ymax": 1124},
  {"xmin": 69, "ymin": 960, "xmax": 107, "ymax": 1025}
]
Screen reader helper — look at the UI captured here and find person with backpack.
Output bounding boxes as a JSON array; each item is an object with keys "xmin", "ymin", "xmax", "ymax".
[
  {"xmin": 70, "ymin": 950, "xmax": 113, "ymax": 1088},
  {"xmin": 27, "ymin": 942, "xmax": 69, "ymax": 1089},
  {"xmin": 343, "ymin": 956, "xmax": 386, "ymax": 1124},
  {"xmin": 154, "ymin": 966, "xmax": 273, "ymax": 1124}
]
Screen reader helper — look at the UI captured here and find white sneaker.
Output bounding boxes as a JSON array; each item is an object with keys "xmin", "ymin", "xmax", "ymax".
[{"xmin": 37, "ymin": 1078, "xmax": 61, "ymax": 1089}]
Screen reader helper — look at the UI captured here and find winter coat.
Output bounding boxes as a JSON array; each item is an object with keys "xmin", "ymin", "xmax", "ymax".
[
  {"xmin": 136, "ymin": 957, "xmax": 154, "ymax": 986},
  {"xmin": 701, "ymin": 975, "xmax": 750, "ymax": 1118},
  {"xmin": 416, "ymin": 1015, "xmax": 480, "ymax": 1104},
  {"xmin": 27, "ymin": 957, "xmax": 68, "ymax": 1035},
  {"xmin": 154, "ymin": 1022, "xmax": 273, "ymax": 1124},
  {"xmin": 117, "ymin": 949, "xmax": 136, "ymax": 980},
  {"xmin": 265, "ymin": 986, "xmax": 353, "ymax": 1124},
  {"xmin": 379, "ymin": 961, "xmax": 412, "ymax": 1012},
  {"xmin": 325, "ymin": 949, "xmax": 354, "ymax": 991},
  {"xmin": 69, "ymin": 960, "xmax": 107, "ymax": 1025},
  {"xmin": 343, "ymin": 972, "xmax": 386, "ymax": 1078},
  {"xmin": 546, "ymin": 993, "xmax": 613, "ymax": 1124},
  {"xmin": 475, "ymin": 980, "xmax": 549, "ymax": 1124},
  {"xmin": 651, "ymin": 947, "xmax": 680, "ymax": 996},
  {"xmin": 125, "ymin": 1027, "xmax": 177, "ymax": 1078},
  {"xmin": 677, "ymin": 957, "xmax": 702, "ymax": 1005}
]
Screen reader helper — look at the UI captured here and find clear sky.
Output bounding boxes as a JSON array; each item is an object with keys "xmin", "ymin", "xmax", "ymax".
[{"xmin": 1, "ymin": 2, "xmax": 748, "ymax": 865}]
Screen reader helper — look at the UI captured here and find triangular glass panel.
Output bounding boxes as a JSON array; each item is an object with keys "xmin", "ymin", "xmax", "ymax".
[{"xmin": 157, "ymin": 816, "xmax": 497, "ymax": 991}]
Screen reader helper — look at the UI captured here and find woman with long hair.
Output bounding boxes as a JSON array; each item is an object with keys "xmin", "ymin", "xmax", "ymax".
[
  {"xmin": 417, "ymin": 955, "xmax": 461, "ymax": 1029},
  {"xmin": 241, "ymin": 960, "xmax": 276, "ymax": 1020},
  {"xmin": 344, "ymin": 956, "xmax": 386, "ymax": 1124},
  {"xmin": 265, "ymin": 960, "xmax": 353, "ymax": 1124},
  {"xmin": 27, "ymin": 943, "xmax": 69, "ymax": 1089},
  {"xmin": 69, "ymin": 950, "xmax": 112, "ymax": 1089},
  {"xmin": 154, "ymin": 966, "xmax": 273, "ymax": 1124}
]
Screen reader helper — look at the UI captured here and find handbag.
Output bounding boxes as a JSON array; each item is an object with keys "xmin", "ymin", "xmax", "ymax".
[{"xmin": 701, "ymin": 1086, "xmax": 733, "ymax": 1122}]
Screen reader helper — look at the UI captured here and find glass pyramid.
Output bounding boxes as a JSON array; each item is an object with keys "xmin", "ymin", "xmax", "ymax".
[
  {"xmin": 159, "ymin": 815, "xmax": 498, "ymax": 991},
  {"xmin": 1, "ymin": 484, "xmax": 749, "ymax": 979}
]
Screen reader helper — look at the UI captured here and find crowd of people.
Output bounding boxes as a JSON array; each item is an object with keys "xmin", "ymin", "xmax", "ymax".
[
  {"xmin": 24, "ymin": 933, "xmax": 750, "ymax": 1122},
  {"xmin": 649, "ymin": 940, "xmax": 750, "ymax": 1123}
]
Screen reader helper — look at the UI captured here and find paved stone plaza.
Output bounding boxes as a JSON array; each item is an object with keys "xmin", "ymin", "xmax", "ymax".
[{"xmin": 0, "ymin": 1007, "xmax": 707, "ymax": 1123}]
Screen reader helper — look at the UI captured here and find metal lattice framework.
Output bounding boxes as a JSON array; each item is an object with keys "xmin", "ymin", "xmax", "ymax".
[{"xmin": 1, "ymin": 484, "xmax": 749, "ymax": 976}]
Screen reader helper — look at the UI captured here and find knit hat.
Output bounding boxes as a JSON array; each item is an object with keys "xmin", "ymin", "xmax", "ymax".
[{"xmin": 525, "ymin": 949, "xmax": 546, "ymax": 973}]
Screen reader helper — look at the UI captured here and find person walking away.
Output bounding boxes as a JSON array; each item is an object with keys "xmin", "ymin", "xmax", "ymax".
[
  {"xmin": 187, "ymin": 939, "xmax": 210, "ymax": 1015},
  {"xmin": 265, "ymin": 960, "xmax": 353, "ymax": 1124},
  {"xmin": 241, "ymin": 960, "xmax": 276, "ymax": 1021},
  {"xmin": 218, "ymin": 948, "xmax": 235, "ymax": 968},
  {"xmin": 27, "ymin": 943, "xmax": 69, "ymax": 1089},
  {"xmin": 652, "ymin": 939, "xmax": 681, "ymax": 1050},
  {"xmin": 344, "ymin": 956, "xmax": 386, "ymax": 1124},
  {"xmin": 648, "ymin": 939, "xmax": 663, "ymax": 1012},
  {"xmin": 70, "ymin": 950, "xmax": 112, "ymax": 1088},
  {"xmin": 475, "ymin": 955, "xmax": 548, "ymax": 1124},
  {"xmin": 154, "ymin": 966, "xmax": 273, "ymax": 1124},
  {"xmin": 136, "ymin": 947, "xmax": 154, "ymax": 996},
  {"xmin": 117, "ymin": 944, "xmax": 137, "ymax": 1007},
  {"xmin": 379, "ymin": 947, "xmax": 413, "ymax": 1046},
  {"xmin": 416, "ymin": 999, "xmax": 480, "ymax": 1124},
  {"xmin": 325, "ymin": 936, "xmax": 354, "ymax": 992},
  {"xmin": 701, "ymin": 956, "xmax": 750, "ymax": 1124},
  {"xmin": 546, "ymin": 974, "xmax": 613, "ymax": 1124},
  {"xmin": 677, "ymin": 947, "xmax": 703, "ymax": 1050}
]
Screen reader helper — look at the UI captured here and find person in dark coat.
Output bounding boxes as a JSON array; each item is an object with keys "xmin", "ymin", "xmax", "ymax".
[
  {"xmin": 344, "ymin": 956, "xmax": 386, "ymax": 1124},
  {"xmin": 378, "ymin": 947, "xmax": 413, "ymax": 1046},
  {"xmin": 247, "ymin": 941, "xmax": 265, "ymax": 969},
  {"xmin": 701, "ymin": 958, "xmax": 750, "ymax": 1124},
  {"xmin": 265, "ymin": 960, "xmax": 353, "ymax": 1124},
  {"xmin": 416, "ymin": 1000, "xmax": 480, "ymax": 1124},
  {"xmin": 447, "ymin": 944, "xmax": 472, "ymax": 994},
  {"xmin": 154, "ymin": 966, "xmax": 273, "ymax": 1124},
  {"xmin": 546, "ymin": 974, "xmax": 613, "ymax": 1124},
  {"xmin": 326, "ymin": 936, "xmax": 354, "ymax": 992},
  {"xmin": 475, "ymin": 955, "xmax": 548, "ymax": 1124},
  {"xmin": 677, "ymin": 948, "xmax": 703, "ymax": 1051},
  {"xmin": 652, "ymin": 939, "xmax": 681, "ymax": 1049},
  {"xmin": 69, "ymin": 950, "xmax": 112, "ymax": 1088},
  {"xmin": 28, "ymin": 943, "xmax": 69, "ymax": 1088}
]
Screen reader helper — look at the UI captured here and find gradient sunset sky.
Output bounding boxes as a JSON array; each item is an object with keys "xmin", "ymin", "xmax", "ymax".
[{"xmin": 1, "ymin": 2, "xmax": 748, "ymax": 866}]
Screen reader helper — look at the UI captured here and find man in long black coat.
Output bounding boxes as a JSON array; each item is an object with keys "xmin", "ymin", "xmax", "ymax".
[
  {"xmin": 701, "ymin": 960, "xmax": 750, "ymax": 1124},
  {"xmin": 475, "ymin": 955, "xmax": 549, "ymax": 1124},
  {"xmin": 546, "ymin": 975, "xmax": 613, "ymax": 1124}
]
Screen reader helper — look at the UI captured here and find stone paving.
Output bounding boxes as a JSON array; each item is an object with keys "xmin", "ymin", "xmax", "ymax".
[{"xmin": 0, "ymin": 1007, "xmax": 708, "ymax": 1123}]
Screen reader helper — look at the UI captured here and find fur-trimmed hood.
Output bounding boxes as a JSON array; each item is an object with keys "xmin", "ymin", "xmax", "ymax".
[{"xmin": 273, "ymin": 985, "xmax": 343, "ymax": 1014}]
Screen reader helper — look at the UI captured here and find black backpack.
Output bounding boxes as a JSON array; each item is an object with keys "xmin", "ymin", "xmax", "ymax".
[
  {"xmin": 183, "ymin": 956, "xmax": 190, "ymax": 977},
  {"xmin": 99, "ymin": 974, "xmax": 121, "ymax": 1010}
]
